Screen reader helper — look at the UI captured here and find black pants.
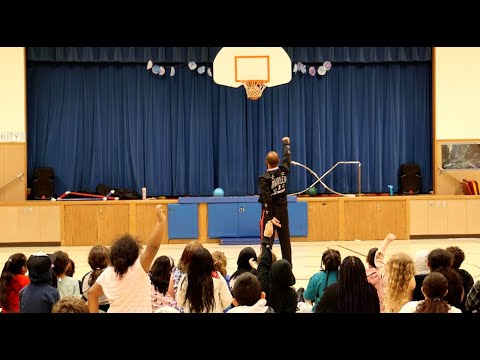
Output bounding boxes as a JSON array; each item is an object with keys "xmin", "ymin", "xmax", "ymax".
[{"xmin": 260, "ymin": 204, "xmax": 292, "ymax": 266}]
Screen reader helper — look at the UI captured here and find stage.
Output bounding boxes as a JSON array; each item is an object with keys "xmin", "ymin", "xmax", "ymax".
[{"xmin": 1, "ymin": 195, "xmax": 479, "ymax": 246}]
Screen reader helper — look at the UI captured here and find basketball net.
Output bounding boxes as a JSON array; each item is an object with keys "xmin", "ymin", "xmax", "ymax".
[{"xmin": 242, "ymin": 80, "xmax": 267, "ymax": 100}]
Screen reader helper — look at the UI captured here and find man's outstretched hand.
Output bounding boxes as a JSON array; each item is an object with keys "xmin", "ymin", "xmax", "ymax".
[
  {"xmin": 271, "ymin": 217, "xmax": 281, "ymax": 228},
  {"xmin": 264, "ymin": 218, "xmax": 281, "ymax": 238}
]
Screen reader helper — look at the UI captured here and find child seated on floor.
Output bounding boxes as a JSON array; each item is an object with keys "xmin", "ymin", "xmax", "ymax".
[{"xmin": 227, "ymin": 272, "xmax": 274, "ymax": 313}]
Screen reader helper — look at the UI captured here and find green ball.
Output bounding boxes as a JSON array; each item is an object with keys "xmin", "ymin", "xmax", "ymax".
[{"xmin": 307, "ymin": 187, "xmax": 318, "ymax": 196}]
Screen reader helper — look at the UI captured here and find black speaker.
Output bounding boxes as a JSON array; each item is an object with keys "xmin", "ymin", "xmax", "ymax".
[
  {"xmin": 399, "ymin": 163, "xmax": 421, "ymax": 194},
  {"xmin": 32, "ymin": 167, "xmax": 55, "ymax": 199}
]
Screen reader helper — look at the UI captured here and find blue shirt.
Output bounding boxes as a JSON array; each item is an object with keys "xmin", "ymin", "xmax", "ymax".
[
  {"xmin": 303, "ymin": 270, "xmax": 338, "ymax": 312},
  {"xmin": 20, "ymin": 283, "xmax": 60, "ymax": 313}
]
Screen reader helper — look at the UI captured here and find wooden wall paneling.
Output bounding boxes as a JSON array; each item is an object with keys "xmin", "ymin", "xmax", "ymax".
[
  {"xmin": 0, "ymin": 144, "xmax": 4, "ymax": 201},
  {"xmin": 0, "ymin": 206, "xmax": 20, "ymax": 242},
  {"xmin": 446, "ymin": 200, "xmax": 467, "ymax": 234},
  {"xmin": 344, "ymin": 201, "xmax": 378, "ymax": 240},
  {"xmin": 18, "ymin": 205, "xmax": 61, "ymax": 243},
  {"xmin": 306, "ymin": 200, "xmax": 339, "ymax": 241},
  {"xmin": 375, "ymin": 200, "xmax": 407, "ymax": 239},
  {"xmin": 4, "ymin": 143, "xmax": 25, "ymax": 201},
  {"xmin": 198, "ymin": 203, "xmax": 208, "ymax": 242},
  {"xmin": 467, "ymin": 199, "xmax": 480, "ymax": 233},
  {"xmin": 63, "ymin": 205, "xmax": 99, "ymax": 246},
  {"xmin": 428, "ymin": 199, "xmax": 448, "ymax": 234},
  {"xmin": 410, "ymin": 200, "xmax": 429, "ymax": 235},
  {"xmin": 97, "ymin": 204, "xmax": 130, "ymax": 246},
  {"xmin": 135, "ymin": 203, "xmax": 169, "ymax": 244}
]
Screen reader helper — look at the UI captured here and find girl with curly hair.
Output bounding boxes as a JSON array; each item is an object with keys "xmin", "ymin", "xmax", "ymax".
[{"xmin": 374, "ymin": 233, "xmax": 416, "ymax": 313}]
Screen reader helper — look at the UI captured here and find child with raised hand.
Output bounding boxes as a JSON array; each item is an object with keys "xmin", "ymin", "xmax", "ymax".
[
  {"xmin": 374, "ymin": 232, "xmax": 396, "ymax": 312},
  {"xmin": 366, "ymin": 247, "xmax": 384, "ymax": 307},
  {"xmin": 375, "ymin": 233, "xmax": 416, "ymax": 312},
  {"xmin": 88, "ymin": 205, "xmax": 166, "ymax": 313},
  {"xmin": 257, "ymin": 219, "xmax": 297, "ymax": 313}
]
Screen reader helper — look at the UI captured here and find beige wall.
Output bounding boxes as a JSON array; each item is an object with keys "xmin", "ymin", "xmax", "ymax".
[
  {"xmin": 0, "ymin": 47, "xmax": 26, "ymax": 134},
  {"xmin": 436, "ymin": 47, "xmax": 480, "ymax": 140},
  {"xmin": 0, "ymin": 47, "xmax": 26, "ymax": 200}
]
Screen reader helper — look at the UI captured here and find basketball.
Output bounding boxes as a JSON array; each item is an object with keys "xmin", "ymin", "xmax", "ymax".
[
  {"xmin": 213, "ymin": 188, "xmax": 224, "ymax": 197},
  {"xmin": 307, "ymin": 186, "xmax": 318, "ymax": 196}
]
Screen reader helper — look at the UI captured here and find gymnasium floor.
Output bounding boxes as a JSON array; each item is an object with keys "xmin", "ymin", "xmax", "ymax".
[{"xmin": 2, "ymin": 238, "xmax": 479, "ymax": 290}]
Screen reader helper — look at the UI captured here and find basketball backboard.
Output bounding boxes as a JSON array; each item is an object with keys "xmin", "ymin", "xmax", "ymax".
[{"xmin": 213, "ymin": 47, "xmax": 292, "ymax": 100}]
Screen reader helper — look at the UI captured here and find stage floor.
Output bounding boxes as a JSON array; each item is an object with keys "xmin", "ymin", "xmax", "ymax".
[{"xmin": 2, "ymin": 238, "xmax": 479, "ymax": 290}]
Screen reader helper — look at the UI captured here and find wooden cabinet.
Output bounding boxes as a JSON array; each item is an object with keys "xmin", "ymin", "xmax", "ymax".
[
  {"xmin": 344, "ymin": 199, "xmax": 406, "ymax": 240},
  {"xmin": 446, "ymin": 200, "xmax": 467, "ymax": 234},
  {"xmin": 135, "ymin": 203, "xmax": 169, "ymax": 244},
  {"xmin": 306, "ymin": 200, "xmax": 339, "ymax": 240},
  {"xmin": 0, "ymin": 205, "xmax": 60, "ymax": 243},
  {"xmin": 467, "ymin": 200, "xmax": 480, "ymax": 233},
  {"xmin": 410, "ymin": 199, "xmax": 467, "ymax": 235},
  {"xmin": 64, "ymin": 204, "xmax": 130, "ymax": 246},
  {"xmin": 409, "ymin": 200, "xmax": 429, "ymax": 235}
]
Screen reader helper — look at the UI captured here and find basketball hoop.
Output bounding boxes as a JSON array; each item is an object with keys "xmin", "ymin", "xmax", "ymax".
[
  {"xmin": 242, "ymin": 80, "xmax": 267, "ymax": 100},
  {"xmin": 213, "ymin": 47, "xmax": 292, "ymax": 100}
]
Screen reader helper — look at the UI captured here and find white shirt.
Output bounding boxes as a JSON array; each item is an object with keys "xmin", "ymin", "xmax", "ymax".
[
  {"xmin": 96, "ymin": 258, "xmax": 151, "ymax": 313},
  {"xmin": 398, "ymin": 300, "xmax": 462, "ymax": 313},
  {"xmin": 176, "ymin": 271, "xmax": 233, "ymax": 313},
  {"xmin": 227, "ymin": 299, "xmax": 271, "ymax": 313}
]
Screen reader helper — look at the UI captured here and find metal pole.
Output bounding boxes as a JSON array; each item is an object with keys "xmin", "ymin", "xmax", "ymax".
[
  {"xmin": 0, "ymin": 173, "xmax": 23, "ymax": 193},
  {"xmin": 358, "ymin": 162, "xmax": 362, "ymax": 196}
]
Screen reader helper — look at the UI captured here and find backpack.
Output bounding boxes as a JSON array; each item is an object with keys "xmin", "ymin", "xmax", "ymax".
[{"xmin": 96, "ymin": 184, "xmax": 141, "ymax": 200}]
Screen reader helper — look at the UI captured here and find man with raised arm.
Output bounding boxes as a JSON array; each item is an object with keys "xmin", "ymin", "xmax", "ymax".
[{"xmin": 259, "ymin": 136, "xmax": 292, "ymax": 266}]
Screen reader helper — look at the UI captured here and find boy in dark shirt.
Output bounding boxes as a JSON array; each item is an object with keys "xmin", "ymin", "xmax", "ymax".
[{"xmin": 20, "ymin": 252, "xmax": 60, "ymax": 313}]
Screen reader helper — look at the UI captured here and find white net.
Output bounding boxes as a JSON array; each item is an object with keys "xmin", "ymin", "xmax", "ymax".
[{"xmin": 242, "ymin": 81, "xmax": 267, "ymax": 100}]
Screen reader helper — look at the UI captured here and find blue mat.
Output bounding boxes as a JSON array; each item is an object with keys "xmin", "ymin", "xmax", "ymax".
[
  {"xmin": 179, "ymin": 195, "xmax": 297, "ymax": 204},
  {"xmin": 219, "ymin": 237, "xmax": 280, "ymax": 245}
]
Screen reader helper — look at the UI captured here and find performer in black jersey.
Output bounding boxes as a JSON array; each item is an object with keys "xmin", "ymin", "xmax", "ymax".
[{"xmin": 258, "ymin": 136, "xmax": 292, "ymax": 266}]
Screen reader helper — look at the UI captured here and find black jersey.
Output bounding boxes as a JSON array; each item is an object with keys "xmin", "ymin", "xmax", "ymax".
[{"xmin": 258, "ymin": 141, "xmax": 291, "ymax": 220}]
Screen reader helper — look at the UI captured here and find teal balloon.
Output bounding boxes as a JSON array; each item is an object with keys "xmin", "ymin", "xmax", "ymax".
[
  {"xmin": 213, "ymin": 188, "xmax": 224, "ymax": 197},
  {"xmin": 307, "ymin": 187, "xmax": 318, "ymax": 196}
]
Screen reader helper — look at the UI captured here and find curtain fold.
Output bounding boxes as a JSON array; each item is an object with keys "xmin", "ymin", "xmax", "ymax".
[
  {"xmin": 27, "ymin": 61, "xmax": 432, "ymax": 197},
  {"xmin": 27, "ymin": 47, "xmax": 431, "ymax": 64}
]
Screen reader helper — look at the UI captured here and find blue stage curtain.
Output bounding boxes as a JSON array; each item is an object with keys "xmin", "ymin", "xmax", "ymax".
[
  {"xmin": 27, "ymin": 61, "xmax": 431, "ymax": 197},
  {"xmin": 26, "ymin": 47, "xmax": 431, "ymax": 64}
]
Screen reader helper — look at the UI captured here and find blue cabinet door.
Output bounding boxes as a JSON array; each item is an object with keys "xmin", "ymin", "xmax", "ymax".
[
  {"xmin": 288, "ymin": 202, "xmax": 308, "ymax": 236},
  {"xmin": 208, "ymin": 203, "xmax": 239, "ymax": 238},
  {"xmin": 238, "ymin": 202, "xmax": 261, "ymax": 237},
  {"xmin": 167, "ymin": 204, "xmax": 198, "ymax": 239}
]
